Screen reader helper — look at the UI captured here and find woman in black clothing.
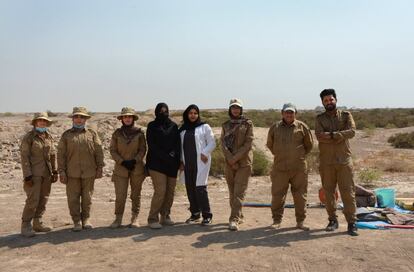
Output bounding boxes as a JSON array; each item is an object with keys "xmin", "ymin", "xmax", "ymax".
[{"xmin": 146, "ymin": 103, "xmax": 181, "ymax": 229}]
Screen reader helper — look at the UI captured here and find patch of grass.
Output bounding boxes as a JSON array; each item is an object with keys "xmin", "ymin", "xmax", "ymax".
[
  {"xmin": 388, "ymin": 132, "xmax": 414, "ymax": 149},
  {"xmin": 1, "ymin": 112, "xmax": 14, "ymax": 117},
  {"xmin": 357, "ymin": 168, "xmax": 382, "ymax": 187}
]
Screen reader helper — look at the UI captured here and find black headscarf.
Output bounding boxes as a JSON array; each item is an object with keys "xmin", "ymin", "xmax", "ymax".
[
  {"xmin": 179, "ymin": 104, "xmax": 205, "ymax": 132},
  {"xmin": 154, "ymin": 102, "xmax": 172, "ymax": 127},
  {"xmin": 120, "ymin": 120, "xmax": 141, "ymax": 143}
]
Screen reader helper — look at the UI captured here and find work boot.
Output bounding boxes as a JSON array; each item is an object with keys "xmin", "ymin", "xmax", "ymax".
[
  {"xmin": 33, "ymin": 218, "xmax": 52, "ymax": 232},
  {"xmin": 160, "ymin": 215, "xmax": 174, "ymax": 226},
  {"xmin": 110, "ymin": 215, "xmax": 123, "ymax": 229},
  {"xmin": 148, "ymin": 222, "xmax": 162, "ymax": 229},
  {"xmin": 82, "ymin": 218, "xmax": 93, "ymax": 229},
  {"xmin": 73, "ymin": 221, "xmax": 82, "ymax": 232},
  {"xmin": 271, "ymin": 221, "xmax": 281, "ymax": 229},
  {"xmin": 21, "ymin": 221, "xmax": 36, "ymax": 238},
  {"xmin": 129, "ymin": 213, "xmax": 140, "ymax": 228},
  {"xmin": 201, "ymin": 217, "xmax": 213, "ymax": 226},
  {"xmin": 185, "ymin": 213, "xmax": 201, "ymax": 224},
  {"xmin": 347, "ymin": 223, "xmax": 359, "ymax": 236},
  {"xmin": 325, "ymin": 219, "xmax": 339, "ymax": 232},
  {"xmin": 296, "ymin": 221, "xmax": 310, "ymax": 231},
  {"xmin": 229, "ymin": 221, "xmax": 239, "ymax": 231}
]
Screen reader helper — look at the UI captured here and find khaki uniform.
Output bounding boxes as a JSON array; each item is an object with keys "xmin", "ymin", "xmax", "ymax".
[
  {"xmin": 110, "ymin": 128, "xmax": 146, "ymax": 216},
  {"xmin": 20, "ymin": 130, "xmax": 56, "ymax": 222},
  {"xmin": 220, "ymin": 118, "xmax": 254, "ymax": 223},
  {"xmin": 266, "ymin": 120, "xmax": 313, "ymax": 224},
  {"xmin": 57, "ymin": 127, "xmax": 104, "ymax": 223},
  {"xmin": 147, "ymin": 170, "xmax": 176, "ymax": 224},
  {"xmin": 315, "ymin": 110, "xmax": 357, "ymax": 223}
]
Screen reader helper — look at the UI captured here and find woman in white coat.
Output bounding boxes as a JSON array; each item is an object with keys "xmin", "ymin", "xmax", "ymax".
[{"xmin": 179, "ymin": 104, "xmax": 216, "ymax": 225}]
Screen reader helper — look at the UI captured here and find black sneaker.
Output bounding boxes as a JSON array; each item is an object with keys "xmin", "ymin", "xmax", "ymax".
[
  {"xmin": 201, "ymin": 217, "xmax": 212, "ymax": 226},
  {"xmin": 347, "ymin": 223, "xmax": 359, "ymax": 236},
  {"xmin": 185, "ymin": 214, "xmax": 201, "ymax": 224},
  {"xmin": 325, "ymin": 219, "xmax": 339, "ymax": 231}
]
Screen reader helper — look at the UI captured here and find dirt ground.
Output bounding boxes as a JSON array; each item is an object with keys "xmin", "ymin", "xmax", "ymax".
[{"xmin": 0, "ymin": 114, "xmax": 414, "ymax": 272}]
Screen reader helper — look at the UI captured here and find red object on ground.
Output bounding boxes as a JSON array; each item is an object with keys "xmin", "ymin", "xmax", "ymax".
[{"xmin": 319, "ymin": 188, "xmax": 339, "ymax": 204}]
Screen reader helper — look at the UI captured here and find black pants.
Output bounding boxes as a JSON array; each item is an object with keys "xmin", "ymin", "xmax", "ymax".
[{"xmin": 185, "ymin": 181, "xmax": 212, "ymax": 219}]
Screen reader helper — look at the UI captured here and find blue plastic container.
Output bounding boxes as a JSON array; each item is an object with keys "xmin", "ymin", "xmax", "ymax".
[{"xmin": 375, "ymin": 188, "xmax": 395, "ymax": 208}]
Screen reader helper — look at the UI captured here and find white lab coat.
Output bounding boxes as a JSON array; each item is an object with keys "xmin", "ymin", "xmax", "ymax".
[{"xmin": 180, "ymin": 124, "xmax": 216, "ymax": 186}]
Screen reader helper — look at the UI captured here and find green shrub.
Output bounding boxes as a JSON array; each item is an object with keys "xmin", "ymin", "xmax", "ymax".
[
  {"xmin": 46, "ymin": 110, "xmax": 58, "ymax": 117},
  {"xmin": 252, "ymin": 149, "xmax": 271, "ymax": 176},
  {"xmin": 358, "ymin": 168, "xmax": 382, "ymax": 187},
  {"xmin": 210, "ymin": 138, "xmax": 226, "ymax": 177},
  {"xmin": 388, "ymin": 132, "xmax": 414, "ymax": 149}
]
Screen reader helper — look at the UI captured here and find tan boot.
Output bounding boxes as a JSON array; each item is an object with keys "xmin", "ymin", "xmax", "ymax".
[
  {"xmin": 160, "ymin": 215, "xmax": 174, "ymax": 226},
  {"xmin": 110, "ymin": 215, "xmax": 123, "ymax": 229},
  {"xmin": 21, "ymin": 221, "xmax": 35, "ymax": 238},
  {"xmin": 148, "ymin": 222, "xmax": 162, "ymax": 229},
  {"xmin": 33, "ymin": 218, "xmax": 52, "ymax": 232},
  {"xmin": 129, "ymin": 213, "xmax": 139, "ymax": 228},
  {"xmin": 296, "ymin": 221, "xmax": 310, "ymax": 231},
  {"xmin": 229, "ymin": 221, "xmax": 239, "ymax": 231},
  {"xmin": 73, "ymin": 221, "xmax": 82, "ymax": 232},
  {"xmin": 82, "ymin": 218, "xmax": 93, "ymax": 229}
]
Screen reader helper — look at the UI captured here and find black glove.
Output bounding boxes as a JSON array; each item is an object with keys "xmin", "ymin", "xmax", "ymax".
[
  {"xmin": 24, "ymin": 175, "xmax": 33, "ymax": 182},
  {"xmin": 121, "ymin": 160, "xmax": 136, "ymax": 171}
]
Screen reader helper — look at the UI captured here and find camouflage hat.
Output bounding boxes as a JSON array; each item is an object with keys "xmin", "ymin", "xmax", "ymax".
[
  {"xmin": 32, "ymin": 112, "xmax": 52, "ymax": 126},
  {"xmin": 69, "ymin": 106, "xmax": 91, "ymax": 119},
  {"xmin": 117, "ymin": 107, "xmax": 139, "ymax": 121},
  {"xmin": 229, "ymin": 98, "xmax": 243, "ymax": 108},
  {"xmin": 282, "ymin": 103, "xmax": 297, "ymax": 113}
]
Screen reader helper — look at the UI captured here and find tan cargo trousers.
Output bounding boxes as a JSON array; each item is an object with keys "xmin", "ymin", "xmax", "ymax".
[
  {"xmin": 66, "ymin": 177, "xmax": 95, "ymax": 223},
  {"xmin": 147, "ymin": 170, "xmax": 176, "ymax": 224},
  {"xmin": 320, "ymin": 163, "xmax": 357, "ymax": 223},
  {"xmin": 271, "ymin": 168, "xmax": 308, "ymax": 224},
  {"xmin": 225, "ymin": 165, "xmax": 251, "ymax": 223},
  {"xmin": 112, "ymin": 174, "xmax": 145, "ymax": 215},
  {"xmin": 22, "ymin": 176, "xmax": 51, "ymax": 222}
]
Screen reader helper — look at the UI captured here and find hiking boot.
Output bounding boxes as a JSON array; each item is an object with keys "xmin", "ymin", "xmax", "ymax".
[
  {"xmin": 129, "ymin": 213, "xmax": 139, "ymax": 228},
  {"xmin": 325, "ymin": 219, "xmax": 339, "ymax": 232},
  {"xmin": 229, "ymin": 221, "xmax": 239, "ymax": 231},
  {"xmin": 347, "ymin": 223, "xmax": 359, "ymax": 236},
  {"xmin": 148, "ymin": 222, "xmax": 162, "ymax": 229},
  {"xmin": 296, "ymin": 221, "xmax": 310, "ymax": 231},
  {"xmin": 201, "ymin": 217, "xmax": 212, "ymax": 226},
  {"xmin": 82, "ymin": 218, "xmax": 93, "ymax": 229},
  {"xmin": 21, "ymin": 221, "xmax": 36, "ymax": 238},
  {"xmin": 271, "ymin": 222, "xmax": 281, "ymax": 229},
  {"xmin": 110, "ymin": 215, "xmax": 123, "ymax": 229},
  {"xmin": 33, "ymin": 218, "xmax": 52, "ymax": 232},
  {"xmin": 160, "ymin": 215, "xmax": 174, "ymax": 226},
  {"xmin": 73, "ymin": 221, "xmax": 82, "ymax": 232},
  {"xmin": 185, "ymin": 213, "xmax": 201, "ymax": 224}
]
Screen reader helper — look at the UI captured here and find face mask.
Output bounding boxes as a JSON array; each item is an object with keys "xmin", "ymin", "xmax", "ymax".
[
  {"xmin": 35, "ymin": 127, "xmax": 48, "ymax": 133},
  {"xmin": 73, "ymin": 124, "xmax": 85, "ymax": 129}
]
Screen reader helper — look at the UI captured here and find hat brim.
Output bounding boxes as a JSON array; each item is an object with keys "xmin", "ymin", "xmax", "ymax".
[
  {"xmin": 229, "ymin": 103, "xmax": 243, "ymax": 108},
  {"xmin": 69, "ymin": 113, "xmax": 91, "ymax": 119},
  {"xmin": 32, "ymin": 117, "xmax": 52, "ymax": 127},
  {"xmin": 282, "ymin": 107, "xmax": 296, "ymax": 113},
  {"xmin": 117, "ymin": 114, "xmax": 139, "ymax": 121}
]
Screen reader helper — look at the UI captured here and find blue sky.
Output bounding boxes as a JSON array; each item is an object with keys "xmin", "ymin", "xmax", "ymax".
[{"xmin": 0, "ymin": 0, "xmax": 413, "ymax": 112}]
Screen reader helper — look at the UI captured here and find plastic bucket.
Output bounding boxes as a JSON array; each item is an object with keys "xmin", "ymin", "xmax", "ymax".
[{"xmin": 375, "ymin": 188, "xmax": 395, "ymax": 208}]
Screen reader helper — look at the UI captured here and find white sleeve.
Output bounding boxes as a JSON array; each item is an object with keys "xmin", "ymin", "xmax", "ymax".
[{"xmin": 201, "ymin": 124, "xmax": 216, "ymax": 155}]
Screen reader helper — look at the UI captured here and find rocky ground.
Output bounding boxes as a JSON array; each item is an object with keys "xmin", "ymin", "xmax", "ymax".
[{"xmin": 0, "ymin": 113, "xmax": 413, "ymax": 272}]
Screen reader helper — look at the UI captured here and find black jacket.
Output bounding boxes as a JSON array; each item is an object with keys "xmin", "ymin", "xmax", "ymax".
[{"xmin": 145, "ymin": 119, "xmax": 181, "ymax": 178}]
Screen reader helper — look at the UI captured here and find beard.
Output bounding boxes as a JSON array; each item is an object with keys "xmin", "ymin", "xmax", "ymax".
[{"xmin": 324, "ymin": 103, "xmax": 336, "ymax": 111}]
